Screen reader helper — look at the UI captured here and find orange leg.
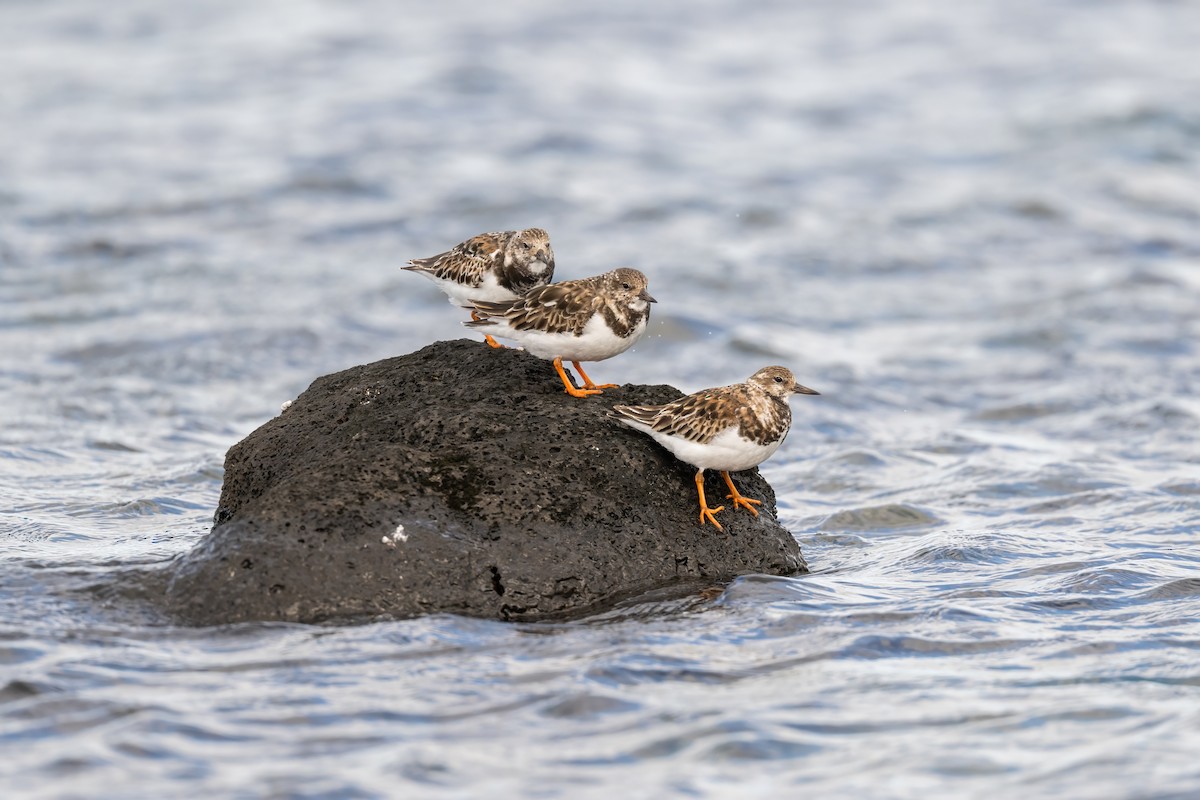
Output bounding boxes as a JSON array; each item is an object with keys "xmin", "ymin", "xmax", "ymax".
[
  {"xmin": 571, "ymin": 361, "xmax": 617, "ymax": 391},
  {"xmin": 553, "ymin": 357, "xmax": 602, "ymax": 398},
  {"xmin": 695, "ymin": 470, "xmax": 725, "ymax": 530},
  {"xmin": 721, "ymin": 471, "xmax": 761, "ymax": 517},
  {"xmin": 470, "ymin": 311, "xmax": 504, "ymax": 349}
]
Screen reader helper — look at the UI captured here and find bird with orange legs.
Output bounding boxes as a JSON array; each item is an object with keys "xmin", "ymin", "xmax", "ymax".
[
  {"xmin": 465, "ymin": 267, "xmax": 655, "ymax": 398},
  {"xmin": 612, "ymin": 366, "xmax": 819, "ymax": 530}
]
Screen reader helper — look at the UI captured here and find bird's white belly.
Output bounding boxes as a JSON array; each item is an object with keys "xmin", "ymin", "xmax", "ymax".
[
  {"xmin": 649, "ymin": 425, "xmax": 783, "ymax": 472},
  {"xmin": 504, "ymin": 313, "xmax": 647, "ymax": 362},
  {"xmin": 416, "ymin": 270, "xmax": 516, "ymax": 308}
]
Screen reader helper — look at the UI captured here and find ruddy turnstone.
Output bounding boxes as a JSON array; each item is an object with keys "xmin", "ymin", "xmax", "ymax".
[
  {"xmin": 464, "ymin": 267, "xmax": 656, "ymax": 398},
  {"xmin": 611, "ymin": 366, "xmax": 819, "ymax": 530},
  {"xmin": 403, "ymin": 228, "xmax": 555, "ymax": 348}
]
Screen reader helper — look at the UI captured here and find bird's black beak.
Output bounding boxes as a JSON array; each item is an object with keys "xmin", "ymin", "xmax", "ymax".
[
  {"xmin": 794, "ymin": 383, "xmax": 820, "ymax": 395},
  {"xmin": 535, "ymin": 249, "xmax": 550, "ymax": 264},
  {"xmin": 640, "ymin": 289, "xmax": 657, "ymax": 303}
]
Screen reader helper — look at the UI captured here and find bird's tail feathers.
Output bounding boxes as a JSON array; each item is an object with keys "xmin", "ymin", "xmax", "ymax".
[{"xmin": 610, "ymin": 405, "xmax": 661, "ymax": 427}]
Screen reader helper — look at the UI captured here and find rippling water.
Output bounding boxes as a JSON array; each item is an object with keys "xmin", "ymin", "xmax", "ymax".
[{"xmin": 3, "ymin": 0, "xmax": 1200, "ymax": 796}]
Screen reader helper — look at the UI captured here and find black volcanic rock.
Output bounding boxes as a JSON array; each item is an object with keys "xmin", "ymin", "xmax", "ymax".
[{"xmin": 165, "ymin": 339, "xmax": 807, "ymax": 625}]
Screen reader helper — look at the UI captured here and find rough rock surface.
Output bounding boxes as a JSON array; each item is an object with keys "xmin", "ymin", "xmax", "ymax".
[{"xmin": 165, "ymin": 339, "xmax": 807, "ymax": 625}]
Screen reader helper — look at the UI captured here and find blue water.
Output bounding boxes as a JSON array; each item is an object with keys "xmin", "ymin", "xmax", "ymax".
[{"xmin": 3, "ymin": 0, "xmax": 1200, "ymax": 797}]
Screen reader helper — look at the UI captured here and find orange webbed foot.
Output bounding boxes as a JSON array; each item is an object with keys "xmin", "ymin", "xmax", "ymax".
[
  {"xmin": 726, "ymin": 496, "xmax": 761, "ymax": 516},
  {"xmin": 699, "ymin": 504, "xmax": 726, "ymax": 530},
  {"xmin": 695, "ymin": 470, "xmax": 726, "ymax": 530},
  {"xmin": 721, "ymin": 471, "xmax": 762, "ymax": 517},
  {"xmin": 554, "ymin": 357, "xmax": 603, "ymax": 398},
  {"xmin": 564, "ymin": 384, "xmax": 603, "ymax": 398},
  {"xmin": 570, "ymin": 362, "xmax": 617, "ymax": 392}
]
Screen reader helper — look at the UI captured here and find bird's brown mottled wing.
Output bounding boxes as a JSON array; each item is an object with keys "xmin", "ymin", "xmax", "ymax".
[
  {"xmin": 614, "ymin": 385, "xmax": 746, "ymax": 445},
  {"xmin": 404, "ymin": 232, "xmax": 507, "ymax": 287},
  {"xmin": 469, "ymin": 276, "xmax": 602, "ymax": 335}
]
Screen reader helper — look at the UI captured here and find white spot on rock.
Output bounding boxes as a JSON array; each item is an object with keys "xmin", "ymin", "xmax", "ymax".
[{"xmin": 381, "ymin": 524, "xmax": 408, "ymax": 547}]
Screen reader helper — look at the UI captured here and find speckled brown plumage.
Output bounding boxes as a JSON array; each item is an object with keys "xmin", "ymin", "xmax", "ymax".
[
  {"xmin": 613, "ymin": 366, "xmax": 809, "ymax": 446},
  {"xmin": 612, "ymin": 366, "xmax": 821, "ymax": 530},
  {"xmin": 404, "ymin": 228, "xmax": 555, "ymax": 299},
  {"xmin": 465, "ymin": 268, "xmax": 656, "ymax": 398},
  {"xmin": 467, "ymin": 267, "xmax": 652, "ymax": 339}
]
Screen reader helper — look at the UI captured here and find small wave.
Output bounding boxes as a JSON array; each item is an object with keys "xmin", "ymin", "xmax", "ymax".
[
  {"xmin": 585, "ymin": 661, "xmax": 740, "ymax": 688},
  {"xmin": 972, "ymin": 400, "xmax": 1077, "ymax": 422},
  {"xmin": 903, "ymin": 531, "xmax": 1023, "ymax": 566},
  {"xmin": 840, "ymin": 634, "xmax": 1031, "ymax": 659},
  {"xmin": 820, "ymin": 504, "xmax": 942, "ymax": 532},
  {"xmin": 539, "ymin": 693, "xmax": 640, "ymax": 720},
  {"xmin": 1135, "ymin": 578, "xmax": 1200, "ymax": 602}
]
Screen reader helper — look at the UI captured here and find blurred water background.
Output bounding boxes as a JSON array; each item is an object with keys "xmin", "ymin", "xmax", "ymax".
[{"xmin": 2, "ymin": 0, "xmax": 1200, "ymax": 797}]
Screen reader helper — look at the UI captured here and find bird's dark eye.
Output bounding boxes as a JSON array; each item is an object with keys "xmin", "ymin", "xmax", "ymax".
[
  {"xmin": 774, "ymin": 376, "xmax": 784, "ymax": 383},
  {"xmin": 522, "ymin": 242, "xmax": 531, "ymax": 249},
  {"xmin": 622, "ymin": 282, "xmax": 631, "ymax": 290}
]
